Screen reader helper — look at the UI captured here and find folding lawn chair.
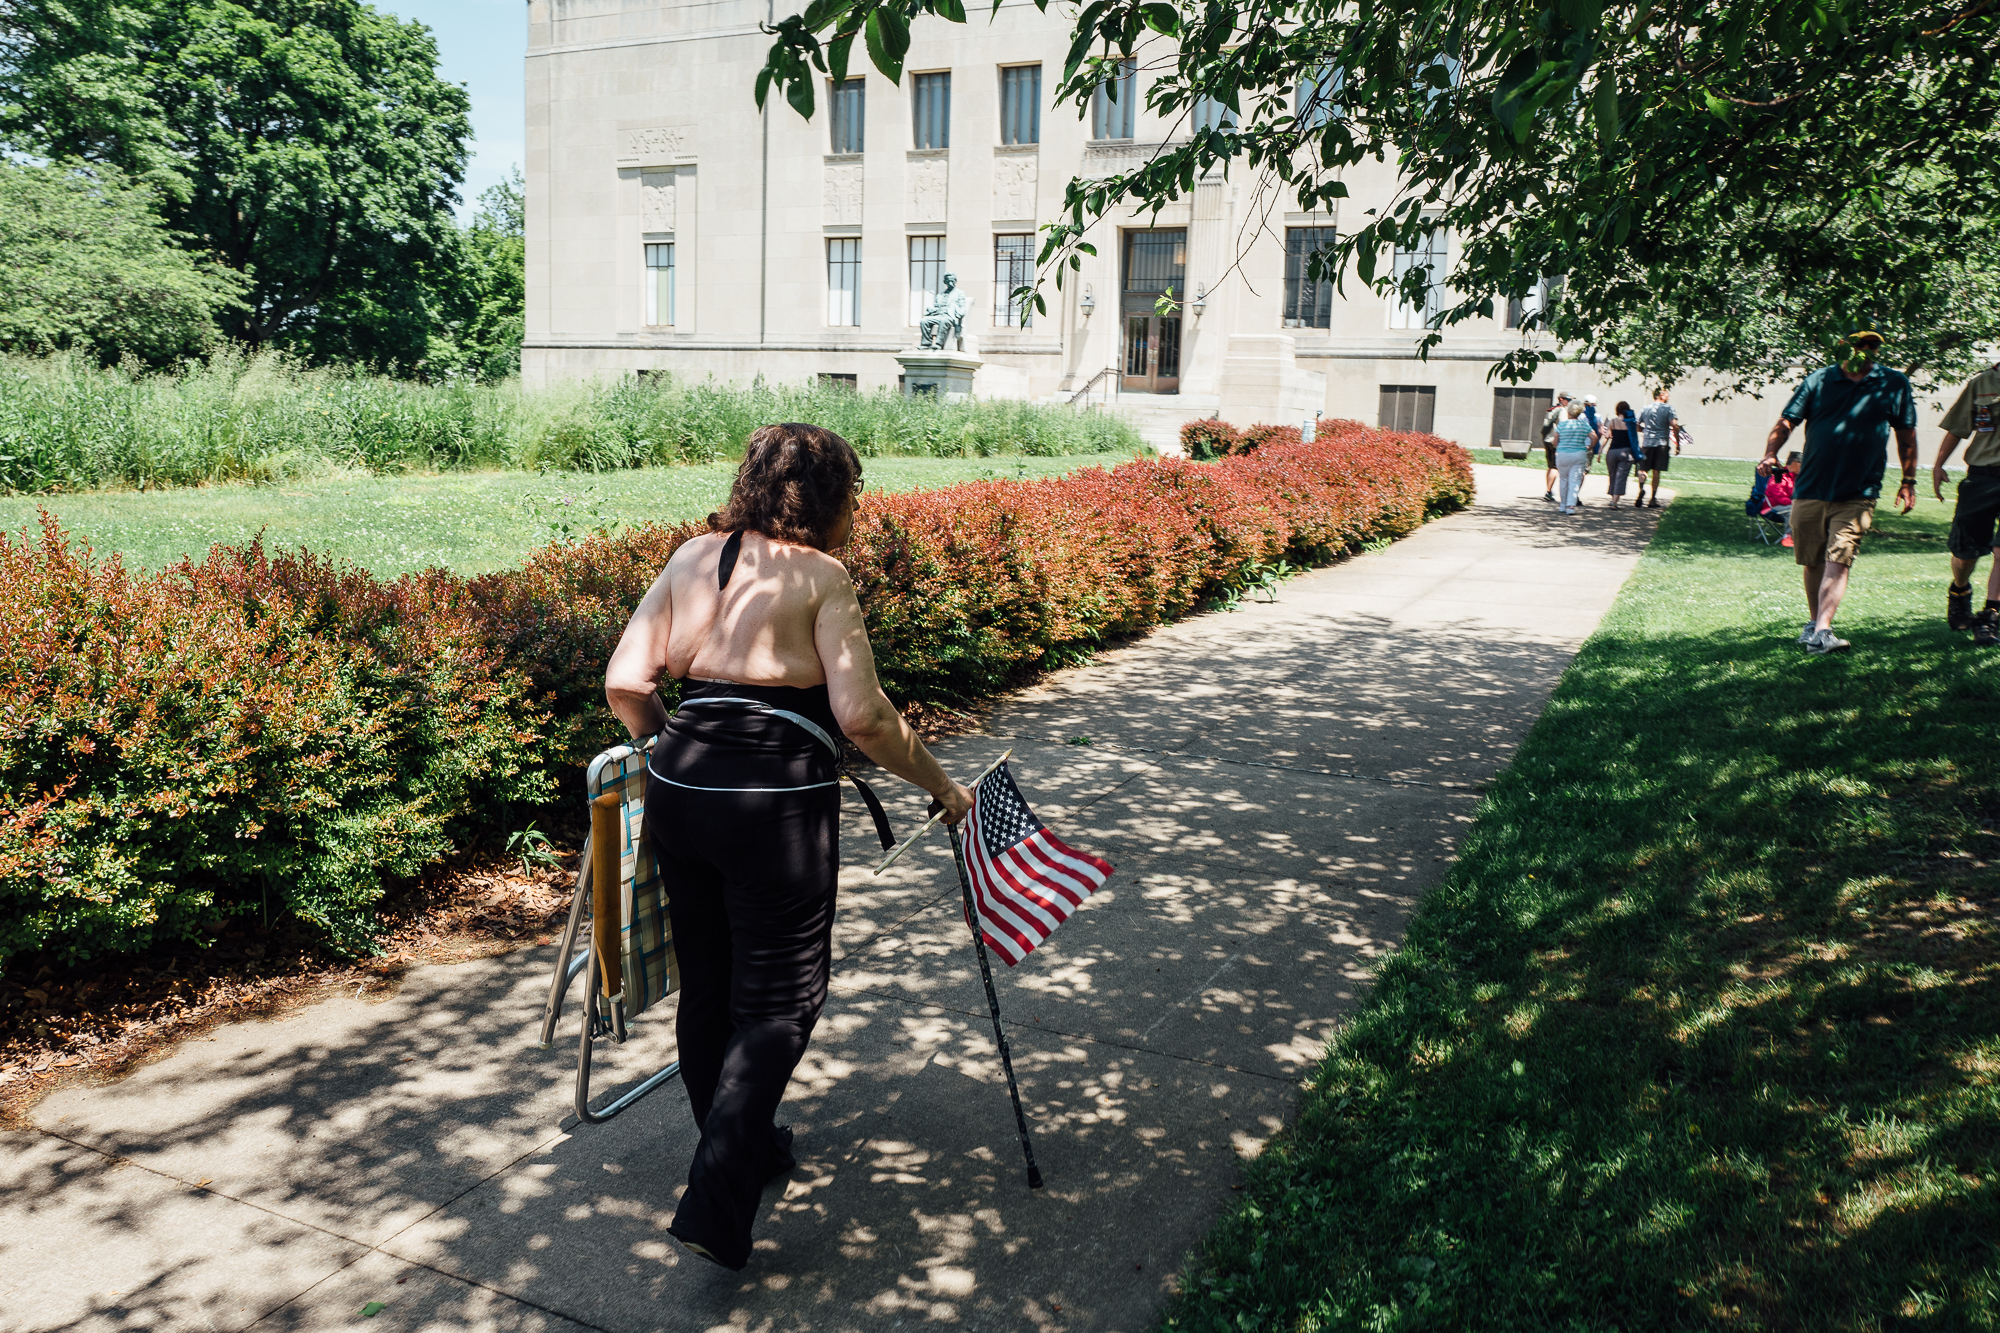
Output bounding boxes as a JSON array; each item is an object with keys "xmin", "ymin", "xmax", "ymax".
[
  {"xmin": 1745, "ymin": 473, "xmax": 1781, "ymax": 545},
  {"xmin": 536, "ymin": 736, "xmax": 681, "ymax": 1124}
]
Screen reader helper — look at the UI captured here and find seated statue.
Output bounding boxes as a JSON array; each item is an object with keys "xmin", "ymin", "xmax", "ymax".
[{"xmin": 917, "ymin": 272, "xmax": 973, "ymax": 351}]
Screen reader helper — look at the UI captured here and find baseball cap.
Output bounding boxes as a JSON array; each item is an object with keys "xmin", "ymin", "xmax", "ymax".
[
  {"xmin": 1583, "ymin": 394, "xmax": 1597, "ymax": 404},
  {"xmin": 1556, "ymin": 389, "xmax": 1572, "ymax": 400},
  {"xmin": 1846, "ymin": 329, "xmax": 1884, "ymax": 347}
]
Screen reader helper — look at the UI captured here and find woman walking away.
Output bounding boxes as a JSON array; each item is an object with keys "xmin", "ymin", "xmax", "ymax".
[
  {"xmin": 1553, "ymin": 402, "xmax": 1596, "ymax": 514},
  {"xmin": 1605, "ymin": 399, "xmax": 1639, "ymax": 506},
  {"xmin": 604, "ymin": 423, "xmax": 974, "ymax": 1270}
]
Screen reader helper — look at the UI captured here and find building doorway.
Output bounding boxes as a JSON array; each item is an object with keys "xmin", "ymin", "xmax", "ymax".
[
  {"xmin": 1121, "ymin": 229, "xmax": 1186, "ymax": 394},
  {"xmin": 1123, "ymin": 314, "xmax": 1181, "ymax": 393}
]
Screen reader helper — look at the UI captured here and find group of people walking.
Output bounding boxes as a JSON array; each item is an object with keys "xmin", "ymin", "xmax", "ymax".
[{"xmin": 1541, "ymin": 388, "xmax": 1686, "ymax": 514}]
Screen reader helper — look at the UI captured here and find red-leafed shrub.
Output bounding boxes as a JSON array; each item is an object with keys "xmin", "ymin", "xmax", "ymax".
[
  {"xmin": 462, "ymin": 521, "xmax": 705, "ymax": 760},
  {"xmin": 1, "ymin": 424, "xmax": 1471, "ymax": 963},
  {"xmin": 1237, "ymin": 423, "xmax": 1305, "ymax": 454},
  {"xmin": 0, "ymin": 518, "xmax": 555, "ymax": 963},
  {"xmin": 1181, "ymin": 417, "xmax": 1242, "ymax": 460}
]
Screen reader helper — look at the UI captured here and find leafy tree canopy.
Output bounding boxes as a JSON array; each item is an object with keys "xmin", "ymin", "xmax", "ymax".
[
  {"xmin": 0, "ymin": 0, "xmax": 472, "ymax": 369},
  {"xmin": 0, "ymin": 157, "xmax": 247, "ymax": 364},
  {"xmin": 757, "ymin": 0, "xmax": 2000, "ymax": 392},
  {"xmin": 424, "ymin": 167, "xmax": 526, "ymax": 383}
]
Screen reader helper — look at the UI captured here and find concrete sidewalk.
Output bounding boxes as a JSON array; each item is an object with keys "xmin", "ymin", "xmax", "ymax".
[{"xmin": 2, "ymin": 466, "xmax": 1665, "ymax": 1333}]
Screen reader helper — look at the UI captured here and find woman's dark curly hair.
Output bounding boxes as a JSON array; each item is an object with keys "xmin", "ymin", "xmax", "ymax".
[{"xmin": 710, "ymin": 423, "xmax": 862, "ymax": 549}]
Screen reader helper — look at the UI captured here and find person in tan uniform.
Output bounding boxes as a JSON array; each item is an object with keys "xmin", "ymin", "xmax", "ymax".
[{"xmin": 1932, "ymin": 362, "xmax": 2000, "ymax": 646}]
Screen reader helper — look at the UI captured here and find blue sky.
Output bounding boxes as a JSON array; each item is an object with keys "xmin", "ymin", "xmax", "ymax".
[{"xmin": 376, "ymin": 0, "xmax": 526, "ymax": 219}]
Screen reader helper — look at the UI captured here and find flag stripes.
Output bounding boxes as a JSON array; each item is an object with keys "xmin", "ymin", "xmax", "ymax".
[{"xmin": 961, "ymin": 762, "xmax": 1114, "ymax": 966}]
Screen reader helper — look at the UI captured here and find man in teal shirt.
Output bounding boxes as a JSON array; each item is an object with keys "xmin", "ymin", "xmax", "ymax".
[{"xmin": 1758, "ymin": 330, "xmax": 1919, "ymax": 654}]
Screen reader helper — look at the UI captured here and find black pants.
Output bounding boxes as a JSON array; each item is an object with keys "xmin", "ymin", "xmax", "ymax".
[
  {"xmin": 648, "ymin": 777, "xmax": 839, "ymax": 1268},
  {"xmin": 1949, "ymin": 466, "xmax": 2000, "ymax": 560},
  {"xmin": 1605, "ymin": 447, "xmax": 1635, "ymax": 496}
]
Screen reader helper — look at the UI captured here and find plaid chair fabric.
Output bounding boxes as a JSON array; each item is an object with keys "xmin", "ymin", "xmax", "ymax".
[{"xmin": 585, "ymin": 738, "xmax": 678, "ymax": 1018}]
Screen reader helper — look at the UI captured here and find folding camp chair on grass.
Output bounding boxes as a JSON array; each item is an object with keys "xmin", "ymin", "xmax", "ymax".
[
  {"xmin": 536, "ymin": 736, "xmax": 681, "ymax": 1124},
  {"xmin": 1744, "ymin": 472, "xmax": 1788, "ymax": 546}
]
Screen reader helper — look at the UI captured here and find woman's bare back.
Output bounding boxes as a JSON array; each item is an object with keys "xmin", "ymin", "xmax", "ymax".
[{"xmin": 663, "ymin": 530, "xmax": 848, "ymax": 687}]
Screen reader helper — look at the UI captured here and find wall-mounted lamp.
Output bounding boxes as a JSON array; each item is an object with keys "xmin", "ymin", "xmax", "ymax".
[
  {"xmin": 1191, "ymin": 283, "xmax": 1207, "ymax": 315},
  {"xmin": 1080, "ymin": 285, "xmax": 1095, "ymax": 315}
]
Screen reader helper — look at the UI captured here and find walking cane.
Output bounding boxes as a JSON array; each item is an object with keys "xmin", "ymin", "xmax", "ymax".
[{"xmin": 947, "ymin": 821, "xmax": 1045, "ymax": 1190}]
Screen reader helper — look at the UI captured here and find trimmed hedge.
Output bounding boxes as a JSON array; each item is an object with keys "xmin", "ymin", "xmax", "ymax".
[
  {"xmin": 1182, "ymin": 418, "xmax": 1243, "ymax": 460},
  {"xmin": 0, "ymin": 519, "xmax": 554, "ymax": 961},
  {"xmin": 1179, "ymin": 419, "xmax": 1309, "ymax": 460},
  {"xmin": 1, "ymin": 424, "xmax": 1471, "ymax": 964}
]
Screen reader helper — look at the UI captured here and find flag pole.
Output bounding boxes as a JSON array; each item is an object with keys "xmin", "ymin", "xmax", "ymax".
[
  {"xmin": 947, "ymin": 822, "xmax": 1044, "ymax": 1190},
  {"xmin": 871, "ymin": 748, "xmax": 1013, "ymax": 876}
]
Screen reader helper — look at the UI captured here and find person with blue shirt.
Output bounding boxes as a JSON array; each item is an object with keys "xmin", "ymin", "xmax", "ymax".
[
  {"xmin": 1758, "ymin": 330, "xmax": 1919, "ymax": 654},
  {"xmin": 1552, "ymin": 402, "xmax": 1596, "ymax": 514}
]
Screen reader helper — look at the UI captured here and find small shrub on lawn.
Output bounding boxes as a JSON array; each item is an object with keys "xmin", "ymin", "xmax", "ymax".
[
  {"xmin": 0, "ymin": 423, "xmax": 1471, "ymax": 964},
  {"xmin": 1181, "ymin": 418, "xmax": 1242, "ymax": 461},
  {"xmin": 1236, "ymin": 423, "xmax": 1304, "ymax": 454}
]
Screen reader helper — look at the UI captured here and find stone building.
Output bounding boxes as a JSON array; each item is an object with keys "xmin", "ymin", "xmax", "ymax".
[{"xmin": 523, "ymin": 0, "xmax": 1946, "ymax": 456}]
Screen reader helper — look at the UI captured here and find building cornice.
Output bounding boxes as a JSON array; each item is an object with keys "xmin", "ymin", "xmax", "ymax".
[
  {"xmin": 527, "ymin": 338, "xmax": 915, "ymax": 353},
  {"xmin": 1293, "ymin": 344, "xmax": 1586, "ymax": 363},
  {"xmin": 529, "ymin": 25, "xmax": 764, "ymax": 59}
]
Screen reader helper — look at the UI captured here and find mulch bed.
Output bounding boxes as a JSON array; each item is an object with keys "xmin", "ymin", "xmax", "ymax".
[{"xmin": 0, "ymin": 853, "xmax": 580, "ymax": 1129}]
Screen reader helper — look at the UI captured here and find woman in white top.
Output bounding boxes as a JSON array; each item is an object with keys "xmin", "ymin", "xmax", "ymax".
[{"xmin": 1552, "ymin": 403, "xmax": 1596, "ymax": 514}]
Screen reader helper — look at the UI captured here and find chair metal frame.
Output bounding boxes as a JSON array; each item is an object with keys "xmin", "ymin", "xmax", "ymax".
[
  {"xmin": 1750, "ymin": 504, "xmax": 1789, "ymax": 546},
  {"xmin": 536, "ymin": 736, "xmax": 681, "ymax": 1124}
]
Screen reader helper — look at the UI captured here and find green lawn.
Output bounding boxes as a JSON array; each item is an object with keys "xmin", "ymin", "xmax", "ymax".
[
  {"xmin": 1164, "ymin": 489, "xmax": 2000, "ymax": 1329},
  {"xmin": 0, "ymin": 453, "xmax": 1137, "ymax": 576},
  {"xmin": 1468, "ymin": 445, "xmax": 1767, "ymax": 489}
]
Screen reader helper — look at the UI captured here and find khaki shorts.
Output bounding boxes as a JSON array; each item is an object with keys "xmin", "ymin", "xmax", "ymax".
[{"xmin": 1791, "ymin": 498, "xmax": 1875, "ymax": 567}]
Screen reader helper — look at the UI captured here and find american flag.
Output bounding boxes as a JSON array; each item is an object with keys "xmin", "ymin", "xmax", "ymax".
[{"xmin": 960, "ymin": 762, "xmax": 1115, "ymax": 967}]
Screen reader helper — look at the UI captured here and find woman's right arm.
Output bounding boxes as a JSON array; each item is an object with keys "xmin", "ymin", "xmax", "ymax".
[
  {"xmin": 815, "ymin": 568, "xmax": 974, "ymax": 823},
  {"xmin": 604, "ymin": 565, "xmax": 676, "ymax": 739}
]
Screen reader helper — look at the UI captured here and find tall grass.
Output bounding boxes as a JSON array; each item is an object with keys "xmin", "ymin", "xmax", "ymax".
[{"xmin": 0, "ymin": 350, "xmax": 1141, "ymax": 493}]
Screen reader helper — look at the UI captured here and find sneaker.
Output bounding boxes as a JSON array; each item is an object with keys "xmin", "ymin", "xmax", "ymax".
[
  {"xmin": 1647, "ymin": 499, "xmax": 1662, "ymax": 509},
  {"xmin": 1780, "ymin": 534, "xmax": 1794, "ymax": 548},
  {"xmin": 1975, "ymin": 609, "xmax": 2000, "ymax": 647},
  {"xmin": 1805, "ymin": 627, "xmax": 1851, "ymax": 655},
  {"xmin": 1795, "ymin": 622, "xmax": 1816, "ymax": 647},
  {"xmin": 1543, "ymin": 491, "xmax": 1556, "ymax": 502},
  {"xmin": 1949, "ymin": 586, "xmax": 1975, "ymax": 630}
]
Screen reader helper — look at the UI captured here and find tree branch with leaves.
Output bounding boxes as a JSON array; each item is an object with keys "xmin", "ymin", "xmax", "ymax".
[{"xmin": 756, "ymin": 0, "xmax": 2000, "ymax": 388}]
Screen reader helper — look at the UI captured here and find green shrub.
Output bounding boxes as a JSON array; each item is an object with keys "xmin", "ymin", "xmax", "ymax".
[
  {"xmin": 0, "ymin": 517, "xmax": 555, "ymax": 961},
  {"xmin": 1181, "ymin": 417, "xmax": 1242, "ymax": 460},
  {"xmin": 0, "ymin": 424, "xmax": 1471, "ymax": 965},
  {"xmin": 0, "ymin": 351, "xmax": 1143, "ymax": 493},
  {"xmin": 1237, "ymin": 422, "xmax": 1305, "ymax": 453}
]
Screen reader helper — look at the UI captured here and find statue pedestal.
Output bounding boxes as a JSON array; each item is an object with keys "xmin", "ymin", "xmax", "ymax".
[{"xmin": 896, "ymin": 351, "xmax": 982, "ymax": 400}]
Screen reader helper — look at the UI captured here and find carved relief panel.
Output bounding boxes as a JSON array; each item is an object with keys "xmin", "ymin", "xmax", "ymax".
[
  {"xmin": 824, "ymin": 163, "xmax": 862, "ymax": 226},
  {"xmin": 641, "ymin": 170, "xmax": 676, "ymax": 233},
  {"xmin": 992, "ymin": 154, "xmax": 1037, "ymax": 220},
  {"xmin": 907, "ymin": 157, "xmax": 948, "ymax": 224}
]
